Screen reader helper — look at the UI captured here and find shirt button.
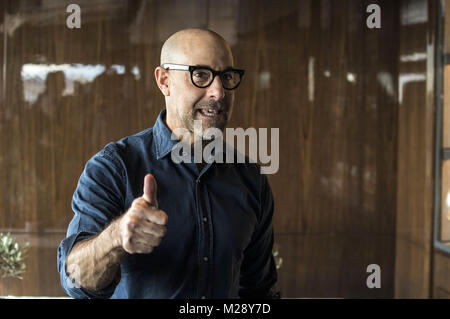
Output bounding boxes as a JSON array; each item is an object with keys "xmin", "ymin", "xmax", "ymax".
[
  {"xmin": 203, "ymin": 217, "xmax": 207, "ymax": 222},
  {"xmin": 201, "ymin": 296, "xmax": 206, "ymax": 299},
  {"xmin": 203, "ymin": 256, "xmax": 208, "ymax": 262}
]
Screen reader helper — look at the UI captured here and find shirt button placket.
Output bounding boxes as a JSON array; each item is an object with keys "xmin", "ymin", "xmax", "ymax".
[{"xmin": 196, "ymin": 176, "xmax": 209, "ymax": 298}]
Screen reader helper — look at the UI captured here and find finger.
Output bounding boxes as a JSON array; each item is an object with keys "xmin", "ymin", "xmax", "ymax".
[
  {"xmin": 133, "ymin": 219, "xmax": 167, "ymax": 238},
  {"xmin": 131, "ymin": 198, "xmax": 152, "ymax": 211},
  {"xmin": 128, "ymin": 239, "xmax": 154, "ymax": 254},
  {"xmin": 143, "ymin": 174, "xmax": 158, "ymax": 208},
  {"xmin": 139, "ymin": 234, "xmax": 162, "ymax": 247},
  {"xmin": 129, "ymin": 208, "xmax": 168, "ymax": 226},
  {"xmin": 131, "ymin": 236, "xmax": 160, "ymax": 250},
  {"xmin": 148, "ymin": 209, "xmax": 168, "ymax": 226}
]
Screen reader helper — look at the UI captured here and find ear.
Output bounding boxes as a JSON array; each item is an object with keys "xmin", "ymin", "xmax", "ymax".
[{"xmin": 155, "ymin": 66, "xmax": 170, "ymax": 96}]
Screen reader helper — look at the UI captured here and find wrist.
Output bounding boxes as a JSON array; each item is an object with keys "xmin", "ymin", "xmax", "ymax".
[{"xmin": 102, "ymin": 218, "xmax": 125, "ymax": 258}]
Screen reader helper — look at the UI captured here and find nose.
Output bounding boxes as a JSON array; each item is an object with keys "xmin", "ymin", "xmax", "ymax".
[{"xmin": 206, "ymin": 75, "xmax": 225, "ymax": 100}]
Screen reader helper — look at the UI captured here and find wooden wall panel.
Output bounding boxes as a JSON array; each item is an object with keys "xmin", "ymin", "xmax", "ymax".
[
  {"xmin": 432, "ymin": 0, "xmax": 450, "ymax": 300},
  {"xmin": 440, "ymin": 160, "xmax": 450, "ymax": 242},
  {"xmin": 446, "ymin": 0, "xmax": 450, "ymax": 54},
  {"xmin": 395, "ymin": 0, "xmax": 435, "ymax": 299},
  {"xmin": 233, "ymin": 0, "xmax": 399, "ymax": 298},
  {"xmin": 276, "ymin": 234, "xmax": 395, "ymax": 298},
  {"xmin": 443, "ymin": 66, "xmax": 450, "ymax": 147},
  {"xmin": 0, "ymin": 1, "xmax": 4, "ymax": 206},
  {"xmin": 0, "ymin": 1, "xmax": 165, "ymax": 232},
  {"xmin": 433, "ymin": 250, "xmax": 450, "ymax": 298}
]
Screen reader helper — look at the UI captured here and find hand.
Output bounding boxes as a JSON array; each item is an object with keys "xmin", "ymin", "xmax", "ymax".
[{"xmin": 118, "ymin": 174, "xmax": 168, "ymax": 254}]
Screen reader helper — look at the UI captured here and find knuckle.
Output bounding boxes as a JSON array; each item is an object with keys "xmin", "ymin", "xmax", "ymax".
[
  {"xmin": 138, "ymin": 202, "xmax": 149, "ymax": 210},
  {"xmin": 126, "ymin": 221, "xmax": 136, "ymax": 232},
  {"xmin": 131, "ymin": 198, "xmax": 141, "ymax": 206},
  {"xmin": 139, "ymin": 197, "xmax": 150, "ymax": 207},
  {"xmin": 124, "ymin": 212, "xmax": 136, "ymax": 223},
  {"xmin": 158, "ymin": 211, "xmax": 168, "ymax": 225},
  {"xmin": 132, "ymin": 198, "xmax": 147, "ymax": 210},
  {"xmin": 131, "ymin": 203, "xmax": 142, "ymax": 213},
  {"xmin": 122, "ymin": 238, "xmax": 133, "ymax": 253},
  {"xmin": 135, "ymin": 204, "xmax": 151, "ymax": 216}
]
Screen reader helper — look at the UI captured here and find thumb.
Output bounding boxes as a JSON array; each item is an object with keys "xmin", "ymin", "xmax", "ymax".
[{"xmin": 143, "ymin": 174, "xmax": 158, "ymax": 208}]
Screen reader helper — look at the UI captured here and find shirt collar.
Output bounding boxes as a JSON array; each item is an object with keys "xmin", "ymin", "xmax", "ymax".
[
  {"xmin": 152, "ymin": 109, "xmax": 231, "ymax": 162},
  {"xmin": 153, "ymin": 109, "xmax": 179, "ymax": 160}
]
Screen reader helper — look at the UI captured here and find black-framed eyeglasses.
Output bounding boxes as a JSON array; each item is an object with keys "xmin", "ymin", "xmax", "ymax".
[{"xmin": 161, "ymin": 63, "xmax": 245, "ymax": 90}]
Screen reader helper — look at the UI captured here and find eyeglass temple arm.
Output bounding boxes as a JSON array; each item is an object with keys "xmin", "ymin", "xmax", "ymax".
[{"xmin": 161, "ymin": 63, "xmax": 190, "ymax": 71}]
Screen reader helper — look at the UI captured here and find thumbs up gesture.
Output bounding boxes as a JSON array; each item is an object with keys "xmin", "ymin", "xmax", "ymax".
[{"xmin": 118, "ymin": 174, "xmax": 168, "ymax": 254}]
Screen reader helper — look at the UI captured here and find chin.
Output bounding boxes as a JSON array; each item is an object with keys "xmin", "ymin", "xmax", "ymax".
[{"xmin": 193, "ymin": 114, "xmax": 227, "ymax": 131}]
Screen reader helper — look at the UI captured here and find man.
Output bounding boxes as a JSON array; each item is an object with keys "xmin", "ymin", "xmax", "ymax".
[{"xmin": 57, "ymin": 28, "xmax": 278, "ymax": 299}]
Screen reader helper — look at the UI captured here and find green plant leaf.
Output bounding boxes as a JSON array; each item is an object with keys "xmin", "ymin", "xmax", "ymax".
[{"xmin": 0, "ymin": 233, "xmax": 30, "ymax": 280}]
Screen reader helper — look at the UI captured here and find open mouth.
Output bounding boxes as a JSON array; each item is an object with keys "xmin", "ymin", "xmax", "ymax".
[{"xmin": 197, "ymin": 108, "xmax": 223, "ymax": 118}]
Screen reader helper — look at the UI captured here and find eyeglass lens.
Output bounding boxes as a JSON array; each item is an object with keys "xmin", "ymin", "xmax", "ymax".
[{"xmin": 191, "ymin": 68, "xmax": 241, "ymax": 89}]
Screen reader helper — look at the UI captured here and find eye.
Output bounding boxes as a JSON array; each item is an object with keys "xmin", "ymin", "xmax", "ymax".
[
  {"xmin": 193, "ymin": 71, "xmax": 209, "ymax": 79},
  {"xmin": 222, "ymin": 71, "xmax": 237, "ymax": 82}
]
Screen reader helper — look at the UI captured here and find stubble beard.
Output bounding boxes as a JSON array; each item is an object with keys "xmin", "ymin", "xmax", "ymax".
[{"xmin": 180, "ymin": 100, "xmax": 230, "ymax": 137}]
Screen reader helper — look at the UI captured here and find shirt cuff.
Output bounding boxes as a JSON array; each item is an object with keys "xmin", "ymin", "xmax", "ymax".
[{"xmin": 57, "ymin": 231, "xmax": 118, "ymax": 299}]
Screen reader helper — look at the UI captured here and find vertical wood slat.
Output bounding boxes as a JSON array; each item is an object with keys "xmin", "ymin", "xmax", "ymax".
[
  {"xmin": 440, "ymin": 161, "xmax": 450, "ymax": 242},
  {"xmin": 395, "ymin": 0, "xmax": 436, "ymax": 299},
  {"xmin": 443, "ymin": 66, "xmax": 450, "ymax": 147},
  {"xmin": 432, "ymin": 0, "xmax": 450, "ymax": 299},
  {"xmin": 433, "ymin": 250, "xmax": 450, "ymax": 297}
]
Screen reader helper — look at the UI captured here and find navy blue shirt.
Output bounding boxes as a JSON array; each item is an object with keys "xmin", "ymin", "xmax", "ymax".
[{"xmin": 57, "ymin": 109, "xmax": 277, "ymax": 299}]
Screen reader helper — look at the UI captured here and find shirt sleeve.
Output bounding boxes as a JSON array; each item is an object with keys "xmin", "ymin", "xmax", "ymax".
[
  {"xmin": 57, "ymin": 144, "xmax": 125, "ymax": 299},
  {"xmin": 238, "ymin": 173, "xmax": 278, "ymax": 299}
]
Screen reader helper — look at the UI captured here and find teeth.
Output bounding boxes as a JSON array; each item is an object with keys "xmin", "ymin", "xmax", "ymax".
[{"xmin": 200, "ymin": 108, "xmax": 219, "ymax": 117}]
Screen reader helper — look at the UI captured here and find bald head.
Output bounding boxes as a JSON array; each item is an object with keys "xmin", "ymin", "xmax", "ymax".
[
  {"xmin": 160, "ymin": 28, "xmax": 233, "ymax": 66},
  {"xmin": 155, "ymin": 28, "xmax": 237, "ymax": 137}
]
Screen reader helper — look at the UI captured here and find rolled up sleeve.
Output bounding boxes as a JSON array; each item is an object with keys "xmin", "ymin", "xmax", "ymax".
[
  {"xmin": 238, "ymin": 174, "xmax": 278, "ymax": 299},
  {"xmin": 57, "ymin": 144, "xmax": 125, "ymax": 298}
]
